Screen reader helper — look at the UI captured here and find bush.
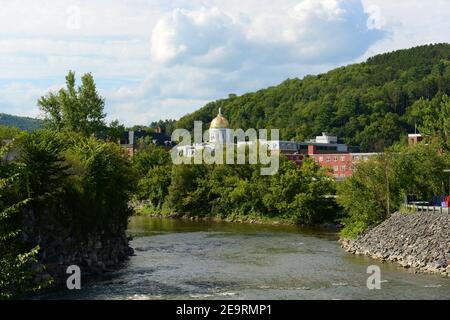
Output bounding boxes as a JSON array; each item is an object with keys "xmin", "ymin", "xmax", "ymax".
[
  {"xmin": 159, "ymin": 155, "xmax": 336, "ymax": 225},
  {"xmin": 0, "ymin": 145, "xmax": 51, "ymax": 299},
  {"xmin": 0, "ymin": 129, "xmax": 136, "ymax": 298},
  {"xmin": 337, "ymin": 143, "xmax": 449, "ymax": 239}
]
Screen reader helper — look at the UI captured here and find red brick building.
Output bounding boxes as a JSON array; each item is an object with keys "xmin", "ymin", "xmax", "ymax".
[{"xmin": 273, "ymin": 133, "xmax": 376, "ymax": 179}]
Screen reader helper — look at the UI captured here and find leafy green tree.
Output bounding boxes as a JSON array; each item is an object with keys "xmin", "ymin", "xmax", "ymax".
[
  {"xmin": 136, "ymin": 165, "xmax": 172, "ymax": 207},
  {"xmin": 337, "ymin": 154, "xmax": 396, "ymax": 239},
  {"xmin": 18, "ymin": 130, "xmax": 70, "ymax": 198},
  {"xmin": 0, "ymin": 129, "xmax": 136, "ymax": 299},
  {"xmin": 289, "ymin": 158, "xmax": 335, "ymax": 225},
  {"xmin": 132, "ymin": 139, "xmax": 171, "ymax": 176},
  {"xmin": 148, "ymin": 119, "xmax": 176, "ymax": 136},
  {"xmin": 0, "ymin": 125, "xmax": 25, "ymax": 142},
  {"xmin": 160, "ymin": 154, "xmax": 336, "ymax": 225},
  {"xmin": 391, "ymin": 143, "xmax": 448, "ymax": 200},
  {"xmin": 106, "ymin": 120, "xmax": 125, "ymax": 142},
  {"xmin": 420, "ymin": 94, "xmax": 450, "ymax": 150},
  {"xmin": 38, "ymin": 71, "xmax": 106, "ymax": 136},
  {"xmin": 337, "ymin": 143, "xmax": 449, "ymax": 238},
  {"xmin": 165, "ymin": 164, "xmax": 208, "ymax": 214},
  {"xmin": 63, "ymin": 135, "xmax": 136, "ymax": 234},
  {"xmin": 0, "ymin": 144, "xmax": 51, "ymax": 299}
]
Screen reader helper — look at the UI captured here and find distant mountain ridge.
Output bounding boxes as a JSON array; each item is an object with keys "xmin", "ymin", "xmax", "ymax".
[
  {"xmin": 0, "ymin": 113, "xmax": 43, "ymax": 131},
  {"xmin": 175, "ymin": 43, "xmax": 450, "ymax": 152}
]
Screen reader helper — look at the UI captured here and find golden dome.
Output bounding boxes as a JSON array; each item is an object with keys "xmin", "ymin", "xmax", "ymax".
[{"xmin": 210, "ymin": 108, "xmax": 229, "ymax": 129}]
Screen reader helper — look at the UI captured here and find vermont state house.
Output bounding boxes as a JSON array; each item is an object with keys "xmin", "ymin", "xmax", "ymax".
[{"xmin": 175, "ymin": 109, "xmax": 377, "ymax": 179}]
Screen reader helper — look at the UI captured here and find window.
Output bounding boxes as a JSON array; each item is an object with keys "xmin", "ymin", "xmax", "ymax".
[
  {"xmin": 352, "ymin": 155, "xmax": 360, "ymax": 161},
  {"xmin": 333, "ymin": 156, "xmax": 338, "ymax": 162},
  {"xmin": 341, "ymin": 166, "xmax": 346, "ymax": 172},
  {"xmin": 333, "ymin": 166, "xmax": 338, "ymax": 172},
  {"xmin": 326, "ymin": 156, "xmax": 331, "ymax": 162},
  {"xmin": 341, "ymin": 156, "xmax": 346, "ymax": 162},
  {"xmin": 363, "ymin": 156, "xmax": 369, "ymax": 161},
  {"xmin": 319, "ymin": 156, "xmax": 323, "ymax": 162},
  {"xmin": 317, "ymin": 145, "xmax": 338, "ymax": 151}
]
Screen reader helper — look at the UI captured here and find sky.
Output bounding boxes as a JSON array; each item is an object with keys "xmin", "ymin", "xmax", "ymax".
[{"xmin": 1, "ymin": 0, "xmax": 450, "ymax": 126}]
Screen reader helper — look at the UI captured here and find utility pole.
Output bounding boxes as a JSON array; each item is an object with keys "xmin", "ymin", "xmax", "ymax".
[
  {"xmin": 382, "ymin": 153, "xmax": 390, "ymax": 217},
  {"xmin": 386, "ymin": 160, "xmax": 390, "ymax": 216},
  {"xmin": 444, "ymin": 169, "xmax": 450, "ymax": 195}
]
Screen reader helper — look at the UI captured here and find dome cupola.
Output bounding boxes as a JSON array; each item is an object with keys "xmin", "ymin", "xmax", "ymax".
[{"xmin": 210, "ymin": 108, "xmax": 229, "ymax": 129}]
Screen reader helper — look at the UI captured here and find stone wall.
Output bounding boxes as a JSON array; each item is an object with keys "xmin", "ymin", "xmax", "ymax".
[
  {"xmin": 22, "ymin": 207, "xmax": 134, "ymax": 287},
  {"xmin": 341, "ymin": 212, "xmax": 449, "ymax": 276}
]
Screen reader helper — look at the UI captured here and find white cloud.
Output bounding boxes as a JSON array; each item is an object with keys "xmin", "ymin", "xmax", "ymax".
[
  {"xmin": 150, "ymin": 1, "xmax": 382, "ymax": 69},
  {"xmin": 0, "ymin": 82, "xmax": 62, "ymax": 118},
  {"xmin": 362, "ymin": 0, "xmax": 450, "ymax": 58},
  {"xmin": 150, "ymin": 7, "xmax": 246, "ymax": 70},
  {"xmin": 294, "ymin": 0, "xmax": 346, "ymax": 21}
]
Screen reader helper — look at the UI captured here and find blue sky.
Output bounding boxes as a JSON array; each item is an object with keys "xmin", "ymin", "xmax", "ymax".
[{"xmin": 1, "ymin": 0, "xmax": 450, "ymax": 126}]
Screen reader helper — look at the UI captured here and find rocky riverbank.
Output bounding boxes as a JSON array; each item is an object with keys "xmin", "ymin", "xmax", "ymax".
[{"xmin": 340, "ymin": 212, "xmax": 450, "ymax": 276}]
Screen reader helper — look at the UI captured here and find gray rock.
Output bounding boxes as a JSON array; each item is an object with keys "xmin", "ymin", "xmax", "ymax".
[{"xmin": 341, "ymin": 212, "xmax": 449, "ymax": 277}]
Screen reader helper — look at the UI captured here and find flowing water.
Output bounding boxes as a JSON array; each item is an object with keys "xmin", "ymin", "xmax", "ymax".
[{"xmin": 41, "ymin": 216, "xmax": 449, "ymax": 300}]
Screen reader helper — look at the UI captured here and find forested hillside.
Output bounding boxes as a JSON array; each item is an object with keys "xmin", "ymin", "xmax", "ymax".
[
  {"xmin": 0, "ymin": 113, "xmax": 42, "ymax": 131},
  {"xmin": 176, "ymin": 44, "xmax": 450, "ymax": 152}
]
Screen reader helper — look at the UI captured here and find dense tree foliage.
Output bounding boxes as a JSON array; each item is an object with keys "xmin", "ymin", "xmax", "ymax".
[
  {"xmin": 128, "ymin": 119, "xmax": 176, "ymax": 137},
  {"xmin": 135, "ymin": 146, "xmax": 337, "ymax": 225},
  {"xmin": 107, "ymin": 119, "xmax": 126, "ymax": 142},
  {"xmin": 337, "ymin": 143, "xmax": 449, "ymax": 239},
  {"xmin": 0, "ymin": 129, "xmax": 50, "ymax": 299},
  {"xmin": 38, "ymin": 71, "xmax": 107, "ymax": 137},
  {"xmin": 0, "ymin": 127, "xmax": 135, "ymax": 298},
  {"xmin": 176, "ymin": 44, "xmax": 450, "ymax": 152},
  {"xmin": 337, "ymin": 78, "xmax": 450, "ymax": 239},
  {"xmin": 413, "ymin": 94, "xmax": 450, "ymax": 151},
  {"xmin": 132, "ymin": 138, "xmax": 172, "ymax": 207},
  {"xmin": 0, "ymin": 114, "xmax": 42, "ymax": 132}
]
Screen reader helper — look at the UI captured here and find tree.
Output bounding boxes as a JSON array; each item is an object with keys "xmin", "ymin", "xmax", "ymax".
[
  {"xmin": 132, "ymin": 139, "xmax": 171, "ymax": 176},
  {"xmin": 337, "ymin": 143, "xmax": 449, "ymax": 239},
  {"xmin": 159, "ymin": 155, "xmax": 336, "ymax": 225},
  {"xmin": 421, "ymin": 94, "xmax": 450, "ymax": 150},
  {"xmin": 106, "ymin": 120, "xmax": 125, "ymax": 142},
  {"xmin": 0, "ymin": 143, "xmax": 51, "ymax": 299},
  {"xmin": 165, "ymin": 164, "xmax": 208, "ymax": 214},
  {"xmin": 38, "ymin": 71, "xmax": 106, "ymax": 136},
  {"xmin": 337, "ymin": 154, "xmax": 397, "ymax": 239},
  {"xmin": 137, "ymin": 165, "xmax": 172, "ymax": 207}
]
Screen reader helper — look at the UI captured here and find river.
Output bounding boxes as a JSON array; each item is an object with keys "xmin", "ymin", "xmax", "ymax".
[{"xmin": 41, "ymin": 216, "xmax": 449, "ymax": 300}]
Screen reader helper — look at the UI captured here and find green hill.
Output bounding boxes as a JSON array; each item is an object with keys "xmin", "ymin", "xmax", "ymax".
[
  {"xmin": 0, "ymin": 113, "xmax": 43, "ymax": 132},
  {"xmin": 176, "ymin": 43, "xmax": 450, "ymax": 152}
]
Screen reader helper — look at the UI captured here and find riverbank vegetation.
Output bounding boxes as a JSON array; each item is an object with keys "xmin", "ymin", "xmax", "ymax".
[
  {"xmin": 0, "ymin": 72, "xmax": 134, "ymax": 299},
  {"xmin": 133, "ymin": 141, "xmax": 338, "ymax": 226},
  {"xmin": 337, "ymin": 94, "xmax": 450, "ymax": 239}
]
